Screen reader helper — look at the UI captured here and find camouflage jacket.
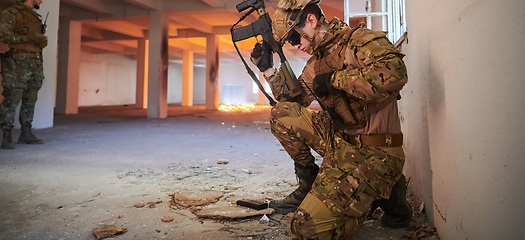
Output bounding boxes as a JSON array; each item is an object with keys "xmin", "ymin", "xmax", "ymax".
[
  {"xmin": 0, "ymin": 4, "xmax": 45, "ymax": 52},
  {"xmin": 266, "ymin": 17, "xmax": 408, "ymax": 135}
]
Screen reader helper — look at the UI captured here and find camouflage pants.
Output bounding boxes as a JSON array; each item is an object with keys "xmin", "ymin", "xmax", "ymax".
[
  {"xmin": 270, "ymin": 102, "xmax": 405, "ymax": 239},
  {"xmin": 0, "ymin": 52, "xmax": 44, "ymax": 130}
]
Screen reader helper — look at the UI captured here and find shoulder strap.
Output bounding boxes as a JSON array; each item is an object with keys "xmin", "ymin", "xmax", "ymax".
[
  {"xmin": 314, "ymin": 25, "xmax": 362, "ymax": 74},
  {"xmin": 10, "ymin": 4, "xmax": 40, "ymax": 19},
  {"xmin": 338, "ymin": 24, "xmax": 362, "ymax": 45},
  {"xmin": 10, "ymin": 4, "xmax": 26, "ymax": 13},
  {"xmin": 7, "ymin": 5, "xmax": 27, "ymax": 21}
]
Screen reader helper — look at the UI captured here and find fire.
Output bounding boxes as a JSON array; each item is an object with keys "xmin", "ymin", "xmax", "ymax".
[{"xmin": 218, "ymin": 104, "xmax": 271, "ymax": 111}]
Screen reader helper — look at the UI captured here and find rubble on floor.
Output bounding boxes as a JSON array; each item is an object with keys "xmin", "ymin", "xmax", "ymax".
[
  {"xmin": 170, "ymin": 190, "xmax": 224, "ymax": 207},
  {"xmin": 112, "ymin": 163, "xmax": 440, "ymax": 240},
  {"xmin": 92, "ymin": 225, "xmax": 127, "ymax": 239},
  {"xmin": 194, "ymin": 206, "xmax": 274, "ymax": 219}
]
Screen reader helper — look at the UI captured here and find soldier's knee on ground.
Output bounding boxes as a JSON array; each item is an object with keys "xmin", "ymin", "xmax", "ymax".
[
  {"xmin": 291, "ymin": 208, "xmax": 317, "ymax": 239},
  {"xmin": 291, "ymin": 207, "xmax": 359, "ymax": 240}
]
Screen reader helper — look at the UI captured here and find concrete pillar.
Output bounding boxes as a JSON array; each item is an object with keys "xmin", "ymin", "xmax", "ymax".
[
  {"xmin": 205, "ymin": 34, "xmax": 219, "ymax": 110},
  {"xmin": 136, "ymin": 39, "xmax": 148, "ymax": 109},
  {"xmin": 56, "ymin": 18, "xmax": 81, "ymax": 115},
  {"xmin": 147, "ymin": 11, "xmax": 169, "ymax": 118},
  {"xmin": 27, "ymin": 1, "xmax": 59, "ymax": 128},
  {"xmin": 257, "ymin": 71, "xmax": 267, "ymax": 105},
  {"xmin": 182, "ymin": 50, "xmax": 194, "ymax": 106}
]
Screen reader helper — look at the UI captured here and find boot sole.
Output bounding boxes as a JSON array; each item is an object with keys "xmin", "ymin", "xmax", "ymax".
[
  {"xmin": 381, "ymin": 200, "xmax": 413, "ymax": 229},
  {"xmin": 270, "ymin": 206, "xmax": 298, "ymax": 215},
  {"xmin": 269, "ymin": 202, "xmax": 300, "ymax": 215}
]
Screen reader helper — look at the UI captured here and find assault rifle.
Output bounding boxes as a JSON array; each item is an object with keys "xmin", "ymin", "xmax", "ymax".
[{"xmin": 230, "ymin": 0, "xmax": 302, "ymax": 106}]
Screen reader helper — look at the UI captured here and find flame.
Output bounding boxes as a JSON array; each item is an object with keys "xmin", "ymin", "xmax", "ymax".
[{"xmin": 218, "ymin": 104, "xmax": 270, "ymax": 111}]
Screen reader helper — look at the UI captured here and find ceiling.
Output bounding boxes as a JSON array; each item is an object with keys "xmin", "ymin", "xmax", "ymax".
[{"xmin": 0, "ymin": 0, "xmax": 347, "ymax": 65}]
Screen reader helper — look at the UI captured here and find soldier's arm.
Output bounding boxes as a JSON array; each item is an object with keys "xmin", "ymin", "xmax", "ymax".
[
  {"xmin": 264, "ymin": 66, "xmax": 312, "ymax": 106},
  {"xmin": 331, "ymin": 29, "xmax": 408, "ymax": 101},
  {"xmin": 0, "ymin": 8, "xmax": 29, "ymax": 44}
]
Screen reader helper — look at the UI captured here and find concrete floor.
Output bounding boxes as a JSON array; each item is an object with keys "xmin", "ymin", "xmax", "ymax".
[{"xmin": 0, "ymin": 105, "xmax": 426, "ymax": 240}]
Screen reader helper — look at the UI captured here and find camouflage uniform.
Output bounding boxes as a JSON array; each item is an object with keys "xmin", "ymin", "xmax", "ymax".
[
  {"xmin": 265, "ymin": 17, "xmax": 408, "ymax": 239},
  {"xmin": 0, "ymin": 3, "xmax": 46, "ymax": 131}
]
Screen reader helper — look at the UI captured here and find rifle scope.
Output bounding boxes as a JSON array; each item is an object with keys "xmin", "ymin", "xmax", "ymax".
[{"xmin": 236, "ymin": 0, "xmax": 260, "ymax": 12}]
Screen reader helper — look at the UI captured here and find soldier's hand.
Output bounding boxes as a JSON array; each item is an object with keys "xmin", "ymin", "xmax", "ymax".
[
  {"xmin": 35, "ymin": 33, "xmax": 47, "ymax": 38},
  {"xmin": 312, "ymin": 71, "xmax": 335, "ymax": 97},
  {"xmin": 30, "ymin": 33, "xmax": 47, "ymax": 43},
  {"xmin": 250, "ymin": 41, "xmax": 273, "ymax": 72},
  {"xmin": 30, "ymin": 33, "xmax": 48, "ymax": 48}
]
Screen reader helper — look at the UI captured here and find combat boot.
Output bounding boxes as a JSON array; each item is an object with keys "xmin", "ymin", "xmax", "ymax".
[
  {"xmin": 1, "ymin": 128, "xmax": 16, "ymax": 149},
  {"xmin": 18, "ymin": 126, "xmax": 44, "ymax": 144},
  {"xmin": 269, "ymin": 162, "xmax": 319, "ymax": 214},
  {"xmin": 372, "ymin": 174, "xmax": 413, "ymax": 229}
]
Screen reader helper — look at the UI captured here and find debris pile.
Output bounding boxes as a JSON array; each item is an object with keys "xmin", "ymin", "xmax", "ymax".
[{"xmin": 86, "ymin": 165, "xmax": 440, "ymax": 240}]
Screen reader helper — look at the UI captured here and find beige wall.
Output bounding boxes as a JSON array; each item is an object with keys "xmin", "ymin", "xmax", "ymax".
[
  {"xmin": 78, "ymin": 53, "xmax": 137, "ymax": 106},
  {"xmin": 35, "ymin": 1, "xmax": 59, "ymax": 128},
  {"xmin": 168, "ymin": 64, "xmax": 206, "ymax": 104},
  {"xmin": 400, "ymin": 0, "xmax": 525, "ymax": 239}
]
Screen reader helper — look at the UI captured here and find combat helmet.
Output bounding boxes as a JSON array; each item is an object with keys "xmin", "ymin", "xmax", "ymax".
[{"xmin": 272, "ymin": 0, "xmax": 325, "ymax": 49}]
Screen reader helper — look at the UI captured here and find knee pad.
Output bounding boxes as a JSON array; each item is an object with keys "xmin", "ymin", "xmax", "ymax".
[
  {"xmin": 270, "ymin": 101, "xmax": 305, "ymax": 120},
  {"xmin": 2, "ymin": 89, "xmax": 23, "ymax": 109},
  {"xmin": 25, "ymin": 88, "xmax": 39, "ymax": 105},
  {"xmin": 291, "ymin": 208, "xmax": 315, "ymax": 239}
]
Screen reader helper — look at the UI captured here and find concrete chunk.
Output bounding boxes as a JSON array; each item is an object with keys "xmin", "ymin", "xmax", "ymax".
[
  {"xmin": 172, "ymin": 190, "xmax": 224, "ymax": 207},
  {"xmin": 194, "ymin": 206, "xmax": 274, "ymax": 219}
]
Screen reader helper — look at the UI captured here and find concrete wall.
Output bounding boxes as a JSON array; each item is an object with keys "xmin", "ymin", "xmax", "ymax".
[
  {"xmin": 77, "ymin": 54, "xmax": 227, "ymax": 107},
  {"xmin": 78, "ymin": 53, "xmax": 136, "ymax": 106},
  {"xmin": 400, "ymin": 0, "xmax": 525, "ymax": 239},
  {"xmin": 167, "ymin": 64, "xmax": 206, "ymax": 104},
  {"xmin": 77, "ymin": 55, "xmax": 211, "ymax": 106},
  {"xmin": 33, "ymin": 2, "xmax": 59, "ymax": 129},
  {"xmin": 217, "ymin": 61, "xmax": 307, "ymax": 105},
  {"xmin": 219, "ymin": 64, "xmax": 258, "ymax": 105}
]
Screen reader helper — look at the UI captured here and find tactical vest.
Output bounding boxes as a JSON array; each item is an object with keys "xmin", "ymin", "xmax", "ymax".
[
  {"xmin": 8, "ymin": 4, "xmax": 43, "ymax": 52},
  {"xmin": 313, "ymin": 25, "xmax": 400, "ymax": 130}
]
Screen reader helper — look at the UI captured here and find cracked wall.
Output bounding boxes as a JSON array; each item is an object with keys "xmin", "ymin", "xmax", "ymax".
[{"xmin": 400, "ymin": 0, "xmax": 525, "ymax": 239}]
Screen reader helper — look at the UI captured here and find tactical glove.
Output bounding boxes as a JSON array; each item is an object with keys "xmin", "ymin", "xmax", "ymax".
[
  {"xmin": 250, "ymin": 41, "xmax": 273, "ymax": 72},
  {"xmin": 312, "ymin": 71, "xmax": 334, "ymax": 97}
]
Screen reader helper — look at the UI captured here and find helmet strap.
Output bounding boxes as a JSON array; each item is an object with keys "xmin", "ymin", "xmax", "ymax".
[
  {"xmin": 310, "ymin": 15, "xmax": 325, "ymax": 49},
  {"xmin": 293, "ymin": 15, "xmax": 325, "ymax": 54},
  {"xmin": 294, "ymin": 15, "xmax": 324, "ymax": 41}
]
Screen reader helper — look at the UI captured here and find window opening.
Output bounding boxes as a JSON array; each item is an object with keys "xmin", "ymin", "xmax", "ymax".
[{"xmin": 344, "ymin": 0, "xmax": 406, "ymax": 43}]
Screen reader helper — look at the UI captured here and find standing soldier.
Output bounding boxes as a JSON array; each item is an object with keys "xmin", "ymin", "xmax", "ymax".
[
  {"xmin": 0, "ymin": 0, "xmax": 47, "ymax": 149},
  {"xmin": 250, "ymin": 0, "xmax": 412, "ymax": 238}
]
